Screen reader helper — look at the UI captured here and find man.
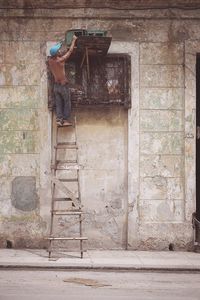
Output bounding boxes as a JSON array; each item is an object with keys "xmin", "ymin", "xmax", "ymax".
[{"xmin": 48, "ymin": 35, "xmax": 78, "ymax": 126}]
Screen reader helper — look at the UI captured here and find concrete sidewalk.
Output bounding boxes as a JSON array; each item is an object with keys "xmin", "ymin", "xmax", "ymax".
[{"xmin": 0, "ymin": 249, "xmax": 200, "ymax": 271}]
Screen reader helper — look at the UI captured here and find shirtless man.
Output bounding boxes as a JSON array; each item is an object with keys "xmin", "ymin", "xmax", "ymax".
[{"xmin": 48, "ymin": 35, "xmax": 78, "ymax": 126}]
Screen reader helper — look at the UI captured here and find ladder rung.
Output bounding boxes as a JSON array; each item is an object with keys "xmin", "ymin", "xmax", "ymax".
[
  {"xmin": 56, "ymin": 160, "xmax": 77, "ymax": 164},
  {"xmin": 55, "ymin": 142, "xmax": 77, "ymax": 149},
  {"xmin": 57, "ymin": 124, "xmax": 74, "ymax": 128},
  {"xmin": 58, "ymin": 142, "xmax": 76, "ymax": 145},
  {"xmin": 47, "ymin": 237, "xmax": 88, "ymax": 241},
  {"xmin": 52, "ymin": 197, "xmax": 79, "ymax": 202},
  {"xmin": 52, "ymin": 211, "xmax": 83, "ymax": 215},
  {"xmin": 59, "ymin": 178, "xmax": 78, "ymax": 182},
  {"xmin": 48, "ymin": 249, "xmax": 87, "ymax": 253},
  {"xmin": 55, "ymin": 145, "xmax": 78, "ymax": 149},
  {"xmin": 51, "ymin": 164, "xmax": 79, "ymax": 170}
]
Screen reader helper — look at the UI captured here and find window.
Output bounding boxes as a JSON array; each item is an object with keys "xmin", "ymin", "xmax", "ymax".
[{"xmin": 48, "ymin": 54, "xmax": 131, "ymax": 110}]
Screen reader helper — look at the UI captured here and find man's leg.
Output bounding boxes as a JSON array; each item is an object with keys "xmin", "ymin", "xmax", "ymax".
[
  {"xmin": 54, "ymin": 85, "xmax": 63, "ymax": 125},
  {"xmin": 62, "ymin": 85, "xmax": 71, "ymax": 122}
]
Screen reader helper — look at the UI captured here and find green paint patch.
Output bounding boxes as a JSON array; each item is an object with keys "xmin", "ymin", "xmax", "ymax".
[
  {"xmin": 0, "ymin": 86, "xmax": 40, "ymax": 109},
  {"xmin": 0, "ymin": 214, "xmax": 38, "ymax": 222},
  {"xmin": 0, "ymin": 108, "xmax": 39, "ymax": 131},
  {"xmin": 0, "ymin": 131, "xmax": 39, "ymax": 154}
]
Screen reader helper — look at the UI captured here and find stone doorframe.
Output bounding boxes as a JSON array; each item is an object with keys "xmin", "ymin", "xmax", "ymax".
[
  {"xmin": 109, "ymin": 42, "xmax": 140, "ymax": 248},
  {"xmin": 184, "ymin": 41, "xmax": 198, "ymax": 222},
  {"xmin": 40, "ymin": 41, "xmax": 139, "ymax": 247}
]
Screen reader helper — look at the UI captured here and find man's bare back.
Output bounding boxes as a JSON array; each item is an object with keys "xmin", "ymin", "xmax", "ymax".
[
  {"xmin": 48, "ymin": 35, "xmax": 77, "ymax": 85},
  {"xmin": 48, "ymin": 58, "xmax": 67, "ymax": 85}
]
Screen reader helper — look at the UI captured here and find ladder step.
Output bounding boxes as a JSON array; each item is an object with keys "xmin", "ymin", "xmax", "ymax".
[
  {"xmin": 51, "ymin": 164, "xmax": 79, "ymax": 170},
  {"xmin": 52, "ymin": 210, "xmax": 83, "ymax": 215},
  {"xmin": 55, "ymin": 142, "xmax": 77, "ymax": 149},
  {"xmin": 59, "ymin": 178, "xmax": 78, "ymax": 182},
  {"xmin": 53, "ymin": 197, "xmax": 79, "ymax": 202},
  {"xmin": 57, "ymin": 124, "xmax": 74, "ymax": 128},
  {"xmin": 48, "ymin": 237, "xmax": 88, "ymax": 241},
  {"xmin": 58, "ymin": 142, "xmax": 76, "ymax": 145},
  {"xmin": 56, "ymin": 160, "xmax": 77, "ymax": 164},
  {"xmin": 48, "ymin": 249, "xmax": 87, "ymax": 254}
]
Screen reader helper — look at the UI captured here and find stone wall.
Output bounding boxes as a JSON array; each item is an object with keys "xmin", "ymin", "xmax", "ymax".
[
  {"xmin": 0, "ymin": 3, "xmax": 198, "ymax": 249},
  {"xmin": 138, "ymin": 42, "xmax": 186, "ymax": 249},
  {"xmin": 0, "ymin": 40, "xmax": 46, "ymax": 247}
]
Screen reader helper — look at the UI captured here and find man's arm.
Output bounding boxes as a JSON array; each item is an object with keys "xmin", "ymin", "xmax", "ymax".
[{"xmin": 58, "ymin": 35, "xmax": 77, "ymax": 62}]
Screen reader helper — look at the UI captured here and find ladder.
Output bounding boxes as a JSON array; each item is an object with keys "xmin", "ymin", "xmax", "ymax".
[{"xmin": 47, "ymin": 116, "xmax": 88, "ymax": 258}]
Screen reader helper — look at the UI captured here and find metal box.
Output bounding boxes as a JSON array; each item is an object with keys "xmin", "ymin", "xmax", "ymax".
[
  {"xmin": 65, "ymin": 29, "xmax": 107, "ymax": 46},
  {"xmin": 87, "ymin": 30, "xmax": 107, "ymax": 37},
  {"xmin": 65, "ymin": 29, "xmax": 87, "ymax": 46}
]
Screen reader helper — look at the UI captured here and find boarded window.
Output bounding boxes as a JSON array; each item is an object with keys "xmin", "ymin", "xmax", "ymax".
[{"xmin": 47, "ymin": 54, "xmax": 131, "ymax": 110}]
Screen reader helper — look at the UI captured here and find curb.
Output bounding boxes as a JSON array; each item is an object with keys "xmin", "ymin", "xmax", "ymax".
[{"xmin": 1, "ymin": 264, "xmax": 200, "ymax": 272}]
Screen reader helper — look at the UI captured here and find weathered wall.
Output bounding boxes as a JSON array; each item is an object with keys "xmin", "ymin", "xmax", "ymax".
[
  {"xmin": 138, "ymin": 42, "xmax": 186, "ymax": 249},
  {"xmin": 0, "ymin": 2, "xmax": 197, "ymax": 250},
  {"xmin": 0, "ymin": 40, "xmax": 47, "ymax": 248}
]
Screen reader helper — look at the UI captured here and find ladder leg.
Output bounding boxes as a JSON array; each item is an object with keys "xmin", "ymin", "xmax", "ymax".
[
  {"xmin": 48, "ymin": 182, "xmax": 56, "ymax": 258},
  {"xmin": 48, "ymin": 243, "xmax": 52, "ymax": 259},
  {"xmin": 48, "ymin": 126, "xmax": 58, "ymax": 259},
  {"xmin": 75, "ymin": 116, "xmax": 84, "ymax": 258},
  {"xmin": 79, "ymin": 214, "xmax": 83, "ymax": 258}
]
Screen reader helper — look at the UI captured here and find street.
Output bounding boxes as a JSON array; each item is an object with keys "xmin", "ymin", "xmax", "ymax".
[{"xmin": 0, "ymin": 270, "xmax": 200, "ymax": 300}]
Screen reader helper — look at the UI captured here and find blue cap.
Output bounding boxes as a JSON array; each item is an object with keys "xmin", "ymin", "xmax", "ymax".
[{"xmin": 50, "ymin": 42, "xmax": 62, "ymax": 56}]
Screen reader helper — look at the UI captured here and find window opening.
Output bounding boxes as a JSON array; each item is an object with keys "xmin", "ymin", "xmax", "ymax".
[{"xmin": 48, "ymin": 54, "xmax": 131, "ymax": 110}]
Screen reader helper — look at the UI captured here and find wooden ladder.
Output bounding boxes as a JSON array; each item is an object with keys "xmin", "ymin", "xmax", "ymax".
[{"xmin": 47, "ymin": 116, "xmax": 88, "ymax": 258}]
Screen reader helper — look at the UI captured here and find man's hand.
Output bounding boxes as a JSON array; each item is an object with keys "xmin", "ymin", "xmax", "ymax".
[
  {"xmin": 72, "ymin": 35, "xmax": 78, "ymax": 41},
  {"xmin": 58, "ymin": 34, "xmax": 77, "ymax": 62}
]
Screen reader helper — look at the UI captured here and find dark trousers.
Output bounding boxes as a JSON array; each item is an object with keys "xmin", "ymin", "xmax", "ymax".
[{"xmin": 53, "ymin": 83, "xmax": 71, "ymax": 121}]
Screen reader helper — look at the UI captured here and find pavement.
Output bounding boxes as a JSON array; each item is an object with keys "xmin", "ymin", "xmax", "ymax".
[{"xmin": 0, "ymin": 249, "xmax": 200, "ymax": 271}]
